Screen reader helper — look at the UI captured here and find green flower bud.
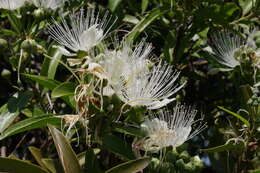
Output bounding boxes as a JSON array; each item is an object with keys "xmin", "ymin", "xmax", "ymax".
[
  {"xmin": 33, "ymin": 8, "xmax": 45, "ymax": 20},
  {"xmin": 21, "ymin": 39, "xmax": 38, "ymax": 53},
  {"xmin": 1, "ymin": 69, "xmax": 11, "ymax": 79},
  {"xmin": 0, "ymin": 38, "xmax": 8, "ymax": 51}
]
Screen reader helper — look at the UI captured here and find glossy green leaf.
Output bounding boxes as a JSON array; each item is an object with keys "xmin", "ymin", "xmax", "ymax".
[
  {"xmin": 0, "ymin": 157, "xmax": 48, "ymax": 173},
  {"xmin": 0, "ymin": 104, "xmax": 19, "ymax": 134},
  {"xmin": 52, "ymin": 82, "xmax": 76, "ymax": 98},
  {"xmin": 141, "ymin": 0, "xmax": 149, "ymax": 13},
  {"xmin": 218, "ymin": 106, "xmax": 250, "ymax": 127},
  {"xmin": 126, "ymin": 8, "xmax": 166, "ymax": 41},
  {"xmin": 0, "ymin": 115, "xmax": 60, "ymax": 140},
  {"xmin": 42, "ymin": 158, "xmax": 64, "ymax": 173},
  {"xmin": 108, "ymin": 0, "xmax": 122, "ymax": 12},
  {"xmin": 201, "ymin": 142, "xmax": 244, "ymax": 153},
  {"xmin": 105, "ymin": 157, "xmax": 151, "ymax": 173},
  {"xmin": 22, "ymin": 74, "xmax": 60, "ymax": 90},
  {"xmin": 102, "ymin": 134, "xmax": 135, "ymax": 160},
  {"xmin": 48, "ymin": 125, "xmax": 81, "ymax": 173},
  {"xmin": 48, "ymin": 48, "xmax": 63, "ymax": 80}
]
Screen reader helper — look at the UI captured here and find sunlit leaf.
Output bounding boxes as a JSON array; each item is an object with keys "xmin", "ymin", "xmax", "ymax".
[
  {"xmin": 0, "ymin": 115, "xmax": 60, "ymax": 140},
  {"xmin": 0, "ymin": 104, "xmax": 19, "ymax": 134}
]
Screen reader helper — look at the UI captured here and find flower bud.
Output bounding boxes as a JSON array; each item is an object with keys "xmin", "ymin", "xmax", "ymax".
[{"xmin": 0, "ymin": 38, "xmax": 8, "ymax": 51}]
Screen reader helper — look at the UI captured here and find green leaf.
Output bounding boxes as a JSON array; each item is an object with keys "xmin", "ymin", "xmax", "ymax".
[
  {"xmin": 29, "ymin": 147, "xmax": 48, "ymax": 171},
  {"xmin": 0, "ymin": 157, "xmax": 48, "ymax": 173},
  {"xmin": 105, "ymin": 157, "xmax": 151, "ymax": 173},
  {"xmin": 201, "ymin": 142, "xmax": 245, "ymax": 153},
  {"xmin": 102, "ymin": 134, "xmax": 135, "ymax": 160},
  {"xmin": 7, "ymin": 91, "xmax": 33, "ymax": 113},
  {"xmin": 108, "ymin": 0, "xmax": 122, "ymax": 12},
  {"xmin": 0, "ymin": 115, "xmax": 60, "ymax": 140},
  {"xmin": 18, "ymin": 91, "xmax": 33, "ymax": 109},
  {"xmin": 218, "ymin": 106, "xmax": 250, "ymax": 127},
  {"xmin": 22, "ymin": 74, "xmax": 60, "ymax": 90},
  {"xmin": 0, "ymin": 104, "xmax": 19, "ymax": 134},
  {"xmin": 249, "ymin": 169, "xmax": 260, "ymax": 173},
  {"xmin": 52, "ymin": 82, "xmax": 76, "ymax": 98},
  {"xmin": 48, "ymin": 48, "xmax": 63, "ymax": 80},
  {"xmin": 48, "ymin": 125, "xmax": 81, "ymax": 173},
  {"xmin": 141, "ymin": 0, "xmax": 149, "ymax": 13},
  {"xmin": 126, "ymin": 8, "xmax": 166, "ymax": 41},
  {"xmin": 42, "ymin": 158, "xmax": 64, "ymax": 173},
  {"xmin": 7, "ymin": 12, "xmax": 21, "ymax": 34},
  {"xmin": 112, "ymin": 122, "xmax": 144, "ymax": 137},
  {"xmin": 239, "ymin": 0, "xmax": 256, "ymax": 16},
  {"xmin": 84, "ymin": 148, "xmax": 102, "ymax": 173}
]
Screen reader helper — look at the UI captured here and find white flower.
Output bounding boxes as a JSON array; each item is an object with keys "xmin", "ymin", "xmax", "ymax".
[
  {"xmin": 209, "ymin": 31, "xmax": 243, "ymax": 68},
  {"xmin": 30, "ymin": 0, "xmax": 66, "ymax": 10},
  {"xmin": 48, "ymin": 8, "xmax": 115, "ymax": 54},
  {"xmin": 117, "ymin": 61, "xmax": 185, "ymax": 109},
  {"xmin": 0, "ymin": 0, "xmax": 26, "ymax": 10},
  {"xmin": 141, "ymin": 104, "xmax": 207, "ymax": 152},
  {"xmin": 102, "ymin": 40, "xmax": 152, "ymax": 87},
  {"xmin": 102, "ymin": 40, "xmax": 185, "ymax": 109}
]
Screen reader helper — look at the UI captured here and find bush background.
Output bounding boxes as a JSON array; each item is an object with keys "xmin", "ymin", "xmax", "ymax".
[{"xmin": 0, "ymin": 0, "xmax": 259, "ymax": 173}]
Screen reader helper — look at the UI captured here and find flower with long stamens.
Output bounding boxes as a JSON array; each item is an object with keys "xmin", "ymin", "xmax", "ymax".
[
  {"xmin": 117, "ymin": 61, "xmax": 185, "ymax": 109},
  {"xmin": 209, "ymin": 31, "xmax": 243, "ymax": 68},
  {"xmin": 102, "ymin": 40, "xmax": 184, "ymax": 109},
  {"xmin": 140, "ymin": 104, "xmax": 207, "ymax": 152},
  {"xmin": 102, "ymin": 40, "xmax": 152, "ymax": 88},
  {"xmin": 48, "ymin": 8, "xmax": 116, "ymax": 54},
  {"xmin": 30, "ymin": 0, "xmax": 66, "ymax": 10},
  {"xmin": 0, "ymin": 0, "xmax": 26, "ymax": 10}
]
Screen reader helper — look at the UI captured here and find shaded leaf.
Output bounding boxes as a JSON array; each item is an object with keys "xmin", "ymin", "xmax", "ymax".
[
  {"xmin": 126, "ymin": 8, "xmax": 166, "ymax": 41},
  {"xmin": 105, "ymin": 157, "xmax": 151, "ymax": 173},
  {"xmin": 201, "ymin": 142, "xmax": 244, "ymax": 153},
  {"xmin": 52, "ymin": 82, "xmax": 76, "ymax": 98},
  {"xmin": 22, "ymin": 74, "xmax": 60, "ymax": 90},
  {"xmin": 29, "ymin": 147, "xmax": 48, "ymax": 171},
  {"xmin": 112, "ymin": 122, "xmax": 144, "ymax": 137},
  {"xmin": 48, "ymin": 125, "xmax": 81, "ymax": 173},
  {"xmin": 42, "ymin": 158, "xmax": 64, "ymax": 173},
  {"xmin": 0, "ymin": 157, "xmax": 48, "ymax": 173},
  {"xmin": 84, "ymin": 148, "xmax": 102, "ymax": 173},
  {"xmin": 218, "ymin": 106, "xmax": 250, "ymax": 127},
  {"xmin": 102, "ymin": 134, "xmax": 135, "ymax": 160},
  {"xmin": 108, "ymin": 0, "xmax": 122, "ymax": 12}
]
